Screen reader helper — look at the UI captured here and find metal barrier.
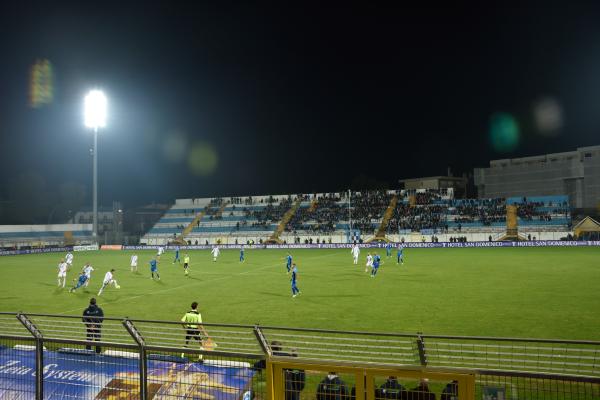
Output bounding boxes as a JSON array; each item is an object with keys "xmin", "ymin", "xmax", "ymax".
[{"xmin": 0, "ymin": 312, "xmax": 599, "ymax": 399}]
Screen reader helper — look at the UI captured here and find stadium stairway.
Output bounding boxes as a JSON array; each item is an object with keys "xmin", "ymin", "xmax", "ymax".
[
  {"xmin": 214, "ymin": 201, "xmax": 229, "ymax": 218},
  {"xmin": 268, "ymin": 198, "xmax": 302, "ymax": 243},
  {"xmin": 177, "ymin": 208, "xmax": 208, "ymax": 243},
  {"xmin": 373, "ymin": 194, "xmax": 398, "ymax": 241}
]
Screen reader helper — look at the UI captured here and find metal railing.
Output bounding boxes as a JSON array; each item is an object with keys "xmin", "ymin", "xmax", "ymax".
[{"xmin": 0, "ymin": 312, "xmax": 599, "ymax": 399}]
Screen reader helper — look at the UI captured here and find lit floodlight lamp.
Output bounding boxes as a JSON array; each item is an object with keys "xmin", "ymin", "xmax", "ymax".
[{"xmin": 84, "ymin": 90, "xmax": 107, "ymax": 129}]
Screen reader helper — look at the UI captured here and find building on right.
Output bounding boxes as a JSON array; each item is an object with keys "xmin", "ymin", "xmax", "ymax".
[{"xmin": 474, "ymin": 145, "xmax": 600, "ymax": 210}]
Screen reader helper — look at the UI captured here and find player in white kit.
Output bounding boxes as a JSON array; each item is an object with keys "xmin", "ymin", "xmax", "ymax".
[
  {"xmin": 98, "ymin": 269, "xmax": 119, "ymax": 296},
  {"xmin": 211, "ymin": 245, "xmax": 220, "ymax": 262},
  {"xmin": 57, "ymin": 259, "xmax": 68, "ymax": 288},
  {"xmin": 65, "ymin": 252, "xmax": 74, "ymax": 267},
  {"xmin": 365, "ymin": 253, "xmax": 373, "ymax": 273},
  {"xmin": 130, "ymin": 254, "xmax": 138, "ymax": 272},
  {"xmin": 351, "ymin": 244, "xmax": 360, "ymax": 265},
  {"xmin": 82, "ymin": 263, "xmax": 94, "ymax": 287}
]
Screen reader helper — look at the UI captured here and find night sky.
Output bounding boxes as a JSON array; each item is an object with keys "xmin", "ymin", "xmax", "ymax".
[{"xmin": 1, "ymin": 3, "xmax": 600, "ymax": 222}]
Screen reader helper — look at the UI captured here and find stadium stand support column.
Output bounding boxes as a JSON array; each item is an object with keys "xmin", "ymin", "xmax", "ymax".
[
  {"xmin": 308, "ymin": 197, "xmax": 318, "ymax": 213},
  {"xmin": 177, "ymin": 208, "xmax": 208, "ymax": 244},
  {"xmin": 63, "ymin": 231, "xmax": 75, "ymax": 246},
  {"xmin": 268, "ymin": 198, "xmax": 302, "ymax": 244},
  {"xmin": 498, "ymin": 204, "xmax": 526, "ymax": 241},
  {"xmin": 371, "ymin": 194, "xmax": 398, "ymax": 241}
]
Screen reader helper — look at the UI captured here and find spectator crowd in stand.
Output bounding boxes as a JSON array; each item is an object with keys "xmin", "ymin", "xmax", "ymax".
[
  {"xmin": 286, "ymin": 193, "xmax": 346, "ymax": 234},
  {"xmin": 351, "ymin": 190, "xmax": 393, "ymax": 234},
  {"xmin": 191, "ymin": 191, "xmax": 572, "ymax": 236}
]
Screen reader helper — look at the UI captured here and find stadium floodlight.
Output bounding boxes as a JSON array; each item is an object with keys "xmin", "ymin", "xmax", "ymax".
[
  {"xmin": 84, "ymin": 89, "xmax": 107, "ymax": 240},
  {"xmin": 84, "ymin": 90, "xmax": 107, "ymax": 129}
]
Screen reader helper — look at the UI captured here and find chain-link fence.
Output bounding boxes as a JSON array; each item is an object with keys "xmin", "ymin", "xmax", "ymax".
[{"xmin": 0, "ymin": 313, "xmax": 599, "ymax": 399}]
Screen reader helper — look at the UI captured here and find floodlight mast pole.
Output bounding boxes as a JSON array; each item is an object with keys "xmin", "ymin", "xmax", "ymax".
[
  {"xmin": 348, "ymin": 189, "xmax": 352, "ymax": 242},
  {"xmin": 85, "ymin": 89, "xmax": 106, "ymax": 242},
  {"xmin": 93, "ymin": 127, "xmax": 98, "ymax": 240}
]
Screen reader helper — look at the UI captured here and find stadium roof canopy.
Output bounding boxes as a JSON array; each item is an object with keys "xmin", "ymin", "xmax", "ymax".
[{"xmin": 573, "ymin": 216, "xmax": 600, "ymax": 237}]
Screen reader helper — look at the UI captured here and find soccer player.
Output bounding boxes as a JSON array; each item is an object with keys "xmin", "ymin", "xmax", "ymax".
[
  {"xmin": 150, "ymin": 258, "xmax": 160, "ymax": 280},
  {"xmin": 290, "ymin": 263, "xmax": 300, "ymax": 297},
  {"xmin": 69, "ymin": 272, "xmax": 88, "ymax": 293},
  {"xmin": 386, "ymin": 242, "xmax": 392, "ymax": 258},
  {"xmin": 285, "ymin": 253, "xmax": 292, "ymax": 274},
  {"xmin": 183, "ymin": 253, "xmax": 190, "ymax": 276},
  {"xmin": 211, "ymin": 245, "xmax": 220, "ymax": 262},
  {"xmin": 130, "ymin": 253, "xmax": 138, "ymax": 272},
  {"xmin": 82, "ymin": 262, "xmax": 94, "ymax": 287},
  {"xmin": 365, "ymin": 253, "xmax": 373, "ymax": 273},
  {"xmin": 397, "ymin": 244, "xmax": 404, "ymax": 265},
  {"xmin": 239, "ymin": 245, "xmax": 245, "ymax": 262},
  {"xmin": 351, "ymin": 244, "xmax": 360, "ymax": 265},
  {"xmin": 65, "ymin": 252, "xmax": 74, "ymax": 268},
  {"xmin": 371, "ymin": 253, "xmax": 382, "ymax": 277},
  {"xmin": 98, "ymin": 269, "xmax": 119, "ymax": 295},
  {"xmin": 173, "ymin": 245, "xmax": 181, "ymax": 264},
  {"xmin": 57, "ymin": 259, "xmax": 68, "ymax": 288},
  {"xmin": 157, "ymin": 246, "xmax": 165, "ymax": 257}
]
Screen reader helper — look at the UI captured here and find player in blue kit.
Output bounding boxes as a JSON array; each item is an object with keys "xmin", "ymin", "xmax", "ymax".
[
  {"xmin": 150, "ymin": 258, "xmax": 160, "ymax": 280},
  {"xmin": 290, "ymin": 263, "xmax": 300, "ymax": 297},
  {"xmin": 285, "ymin": 253, "xmax": 292, "ymax": 274},
  {"xmin": 240, "ymin": 245, "xmax": 245, "ymax": 262},
  {"xmin": 397, "ymin": 244, "xmax": 404, "ymax": 265},
  {"xmin": 370, "ymin": 253, "xmax": 382, "ymax": 277},
  {"xmin": 69, "ymin": 272, "xmax": 89, "ymax": 293},
  {"xmin": 173, "ymin": 246, "xmax": 181, "ymax": 264},
  {"xmin": 386, "ymin": 242, "xmax": 392, "ymax": 258}
]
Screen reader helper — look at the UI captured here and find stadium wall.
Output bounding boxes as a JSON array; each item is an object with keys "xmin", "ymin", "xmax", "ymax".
[
  {"xmin": 123, "ymin": 240, "xmax": 600, "ymax": 251},
  {"xmin": 142, "ymin": 231, "xmax": 571, "ymax": 246}
]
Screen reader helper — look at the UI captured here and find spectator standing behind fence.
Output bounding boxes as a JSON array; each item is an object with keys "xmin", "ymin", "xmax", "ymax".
[
  {"xmin": 440, "ymin": 380, "xmax": 458, "ymax": 400},
  {"xmin": 82, "ymin": 298, "xmax": 104, "ymax": 353},
  {"xmin": 181, "ymin": 301, "xmax": 209, "ymax": 361},
  {"xmin": 407, "ymin": 378, "xmax": 436, "ymax": 400},
  {"xmin": 316, "ymin": 371, "xmax": 350, "ymax": 400},
  {"xmin": 375, "ymin": 376, "xmax": 406, "ymax": 399},
  {"xmin": 252, "ymin": 341, "xmax": 306, "ymax": 400}
]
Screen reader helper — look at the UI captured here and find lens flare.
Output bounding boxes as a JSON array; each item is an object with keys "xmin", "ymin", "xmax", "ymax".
[
  {"xmin": 533, "ymin": 97, "xmax": 563, "ymax": 136},
  {"xmin": 163, "ymin": 130, "xmax": 187, "ymax": 163},
  {"xmin": 187, "ymin": 142, "xmax": 218, "ymax": 176},
  {"xmin": 489, "ymin": 112, "xmax": 519, "ymax": 153}
]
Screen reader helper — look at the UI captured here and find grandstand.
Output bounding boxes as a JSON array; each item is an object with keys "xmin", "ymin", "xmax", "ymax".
[
  {"xmin": 141, "ymin": 191, "xmax": 573, "ymax": 245},
  {"xmin": 0, "ymin": 224, "xmax": 93, "ymax": 250}
]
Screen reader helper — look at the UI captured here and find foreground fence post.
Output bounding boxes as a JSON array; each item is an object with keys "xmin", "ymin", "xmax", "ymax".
[
  {"xmin": 253, "ymin": 325, "xmax": 271, "ymax": 356},
  {"xmin": 16, "ymin": 313, "xmax": 44, "ymax": 399},
  {"xmin": 416, "ymin": 334, "xmax": 427, "ymax": 366},
  {"xmin": 123, "ymin": 319, "xmax": 147, "ymax": 400}
]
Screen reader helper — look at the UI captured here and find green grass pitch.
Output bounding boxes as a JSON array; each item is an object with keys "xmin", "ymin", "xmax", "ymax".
[{"xmin": 0, "ymin": 247, "xmax": 599, "ymax": 340}]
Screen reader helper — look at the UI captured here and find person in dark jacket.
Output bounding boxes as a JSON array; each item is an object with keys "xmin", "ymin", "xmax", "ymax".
[
  {"xmin": 82, "ymin": 298, "xmax": 104, "ymax": 353},
  {"xmin": 316, "ymin": 372, "xmax": 350, "ymax": 400},
  {"xmin": 407, "ymin": 379, "xmax": 435, "ymax": 400},
  {"xmin": 375, "ymin": 376, "xmax": 406, "ymax": 399},
  {"xmin": 440, "ymin": 380, "xmax": 458, "ymax": 400},
  {"xmin": 252, "ymin": 341, "xmax": 306, "ymax": 400}
]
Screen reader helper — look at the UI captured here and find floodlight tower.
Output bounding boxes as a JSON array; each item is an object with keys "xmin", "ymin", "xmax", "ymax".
[{"xmin": 84, "ymin": 90, "xmax": 107, "ymax": 240}]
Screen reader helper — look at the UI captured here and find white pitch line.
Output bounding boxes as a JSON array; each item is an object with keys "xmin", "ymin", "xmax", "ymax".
[{"xmin": 57, "ymin": 251, "xmax": 339, "ymax": 315}]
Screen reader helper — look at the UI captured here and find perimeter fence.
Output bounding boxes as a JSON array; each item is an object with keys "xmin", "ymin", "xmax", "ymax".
[{"xmin": 0, "ymin": 312, "xmax": 599, "ymax": 399}]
